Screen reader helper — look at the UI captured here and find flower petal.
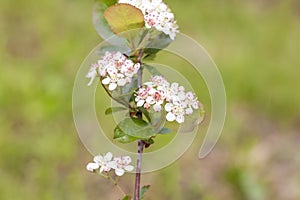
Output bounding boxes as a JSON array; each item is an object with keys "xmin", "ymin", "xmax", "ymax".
[
  {"xmin": 108, "ymin": 83, "xmax": 117, "ymax": 91},
  {"xmin": 122, "ymin": 156, "xmax": 132, "ymax": 164},
  {"xmin": 124, "ymin": 165, "xmax": 134, "ymax": 172},
  {"xmin": 186, "ymin": 107, "xmax": 193, "ymax": 115},
  {"xmin": 102, "ymin": 77, "xmax": 111, "ymax": 85},
  {"xmin": 137, "ymin": 100, "xmax": 145, "ymax": 107},
  {"xmin": 107, "ymin": 161, "xmax": 117, "ymax": 169},
  {"xmin": 115, "ymin": 168, "xmax": 125, "ymax": 176},
  {"xmin": 104, "ymin": 152, "xmax": 113, "ymax": 161},
  {"xmin": 166, "ymin": 112, "xmax": 176, "ymax": 122},
  {"xmin": 117, "ymin": 78, "xmax": 126, "ymax": 86},
  {"xmin": 153, "ymin": 104, "xmax": 162, "ymax": 112},
  {"xmin": 176, "ymin": 115, "xmax": 185, "ymax": 123},
  {"xmin": 164, "ymin": 103, "xmax": 173, "ymax": 112},
  {"xmin": 93, "ymin": 155, "xmax": 103, "ymax": 163},
  {"xmin": 99, "ymin": 166, "xmax": 105, "ymax": 173},
  {"xmin": 86, "ymin": 163, "xmax": 99, "ymax": 172},
  {"xmin": 87, "ymin": 76, "xmax": 95, "ymax": 86}
]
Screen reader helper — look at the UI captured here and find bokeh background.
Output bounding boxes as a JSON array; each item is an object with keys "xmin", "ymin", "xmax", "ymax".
[{"xmin": 1, "ymin": 0, "xmax": 299, "ymax": 199}]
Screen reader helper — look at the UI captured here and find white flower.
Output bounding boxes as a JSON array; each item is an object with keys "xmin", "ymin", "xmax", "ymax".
[
  {"xmin": 135, "ymin": 76, "xmax": 168, "ymax": 111},
  {"xmin": 118, "ymin": 0, "xmax": 179, "ymax": 40},
  {"xmin": 135, "ymin": 75, "xmax": 201, "ymax": 124},
  {"xmin": 184, "ymin": 92, "xmax": 199, "ymax": 110},
  {"xmin": 86, "ymin": 51, "xmax": 140, "ymax": 90},
  {"xmin": 86, "ymin": 63, "xmax": 99, "ymax": 86},
  {"xmin": 86, "ymin": 162, "xmax": 99, "ymax": 172},
  {"xmin": 111, "ymin": 156, "xmax": 134, "ymax": 176},
  {"xmin": 86, "ymin": 153, "xmax": 134, "ymax": 177},
  {"xmin": 86, "ymin": 152, "xmax": 115, "ymax": 173},
  {"xmin": 165, "ymin": 102, "xmax": 185, "ymax": 123}
]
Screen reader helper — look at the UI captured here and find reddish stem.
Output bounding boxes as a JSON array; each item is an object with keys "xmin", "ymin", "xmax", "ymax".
[{"xmin": 134, "ymin": 49, "xmax": 144, "ymax": 200}]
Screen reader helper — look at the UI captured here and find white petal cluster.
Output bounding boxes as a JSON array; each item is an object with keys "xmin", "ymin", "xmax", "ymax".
[
  {"xmin": 86, "ymin": 152, "xmax": 134, "ymax": 176},
  {"xmin": 86, "ymin": 51, "xmax": 140, "ymax": 90},
  {"xmin": 135, "ymin": 76, "xmax": 200, "ymax": 123},
  {"xmin": 118, "ymin": 0, "xmax": 179, "ymax": 40},
  {"xmin": 111, "ymin": 156, "xmax": 135, "ymax": 176}
]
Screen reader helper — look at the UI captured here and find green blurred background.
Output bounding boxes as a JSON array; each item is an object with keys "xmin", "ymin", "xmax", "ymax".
[{"xmin": 1, "ymin": 0, "xmax": 299, "ymax": 199}]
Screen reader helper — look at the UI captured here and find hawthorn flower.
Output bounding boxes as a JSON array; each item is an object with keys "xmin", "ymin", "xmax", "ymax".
[
  {"xmin": 111, "ymin": 156, "xmax": 134, "ymax": 176},
  {"xmin": 86, "ymin": 152, "xmax": 114, "ymax": 173},
  {"xmin": 135, "ymin": 75, "xmax": 201, "ymax": 123},
  {"xmin": 86, "ymin": 152, "xmax": 134, "ymax": 177},
  {"xmin": 135, "ymin": 76, "xmax": 168, "ymax": 112},
  {"xmin": 86, "ymin": 63, "xmax": 99, "ymax": 86},
  {"xmin": 118, "ymin": 0, "xmax": 179, "ymax": 40},
  {"xmin": 165, "ymin": 101, "xmax": 186, "ymax": 123},
  {"xmin": 86, "ymin": 51, "xmax": 140, "ymax": 90}
]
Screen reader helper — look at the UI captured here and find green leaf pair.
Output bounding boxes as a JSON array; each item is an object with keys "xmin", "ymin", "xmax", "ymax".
[{"xmin": 114, "ymin": 118, "xmax": 156, "ymax": 142}]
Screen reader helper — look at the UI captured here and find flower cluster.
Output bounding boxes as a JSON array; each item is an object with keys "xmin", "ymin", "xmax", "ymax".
[
  {"xmin": 118, "ymin": 0, "xmax": 179, "ymax": 40},
  {"xmin": 86, "ymin": 152, "xmax": 134, "ymax": 176},
  {"xmin": 86, "ymin": 51, "xmax": 140, "ymax": 90},
  {"xmin": 135, "ymin": 76, "xmax": 200, "ymax": 123}
]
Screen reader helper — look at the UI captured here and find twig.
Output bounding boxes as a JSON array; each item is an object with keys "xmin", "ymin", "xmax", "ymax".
[{"xmin": 134, "ymin": 48, "xmax": 144, "ymax": 200}]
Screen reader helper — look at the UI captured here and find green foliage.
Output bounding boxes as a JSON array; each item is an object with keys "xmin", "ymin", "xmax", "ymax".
[
  {"xmin": 96, "ymin": 0, "xmax": 117, "ymax": 7},
  {"xmin": 105, "ymin": 106, "xmax": 127, "ymax": 115},
  {"xmin": 116, "ymin": 118, "xmax": 156, "ymax": 139},
  {"xmin": 120, "ymin": 77, "xmax": 138, "ymax": 102},
  {"xmin": 104, "ymin": 4, "xmax": 145, "ymax": 34},
  {"xmin": 143, "ymin": 31, "xmax": 173, "ymax": 56},
  {"xmin": 121, "ymin": 195, "xmax": 131, "ymax": 200},
  {"xmin": 143, "ymin": 63, "xmax": 163, "ymax": 76},
  {"xmin": 93, "ymin": 1, "xmax": 116, "ymax": 40},
  {"xmin": 114, "ymin": 126, "xmax": 139, "ymax": 143},
  {"xmin": 140, "ymin": 185, "xmax": 151, "ymax": 199},
  {"xmin": 158, "ymin": 127, "xmax": 173, "ymax": 134}
]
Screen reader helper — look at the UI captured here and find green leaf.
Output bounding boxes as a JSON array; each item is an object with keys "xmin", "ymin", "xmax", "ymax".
[
  {"xmin": 114, "ymin": 126, "xmax": 139, "ymax": 143},
  {"xmin": 121, "ymin": 195, "xmax": 131, "ymax": 200},
  {"xmin": 93, "ymin": 2, "xmax": 114, "ymax": 40},
  {"xmin": 150, "ymin": 109, "xmax": 166, "ymax": 132},
  {"xmin": 158, "ymin": 127, "xmax": 173, "ymax": 134},
  {"xmin": 143, "ymin": 63, "xmax": 162, "ymax": 76},
  {"xmin": 121, "ymin": 76, "xmax": 138, "ymax": 95},
  {"xmin": 140, "ymin": 185, "xmax": 150, "ymax": 199},
  {"xmin": 93, "ymin": 1, "xmax": 128, "ymax": 47},
  {"xmin": 143, "ymin": 138, "xmax": 154, "ymax": 148},
  {"xmin": 105, "ymin": 106, "xmax": 127, "ymax": 115},
  {"xmin": 96, "ymin": 0, "xmax": 117, "ymax": 7},
  {"xmin": 143, "ymin": 30, "xmax": 173, "ymax": 56},
  {"xmin": 117, "ymin": 118, "xmax": 156, "ymax": 139},
  {"xmin": 104, "ymin": 4, "xmax": 145, "ymax": 34},
  {"xmin": 139, "ymin": 107, "xmax": 151, "ymax": 123},
  {"xmin": 98, "ymin": 44, "xmax": 131, "ymax": 56}
]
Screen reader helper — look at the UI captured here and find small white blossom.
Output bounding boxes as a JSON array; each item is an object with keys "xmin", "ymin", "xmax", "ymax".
[
  {"xmin": 135, "ymin": 76, "xmax": 168, "ymax": 111},
  {"xmin": 135, "ymin": 75, "xmax": 201, "ymax": 124},
  {"xmin": 86, "ymin": 64, "xmax": 99, "ymax": 86},
  {"xmin": 165, "ymin": 101, "xmax": 185, "ymax": 123},
  {"xmin": 86, "ymin": 152, "xmax": 114, "ymax": 173},
  {"xmin": 86, "ymin": 51, "xmax": 140, "ymax": 89},
  {"xmin": 111, "ymin": 156, "xmax": 135, "ymax": 176},
  {"xmin": 86, "ymin": 152, "xmax": 134, "ymax": 176},
  {"xmin": 118, "ymin": 0, "xmax": 179, "ymax": 40}
]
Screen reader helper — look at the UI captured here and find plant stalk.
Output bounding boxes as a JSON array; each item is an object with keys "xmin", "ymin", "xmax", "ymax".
[
  {"xmin": 134, "ymin": 49, "xmax": 144, "ymax": 200},
  {"xmin": 134, "ymin": 140, "xmax": 144, "ymax": 200}
]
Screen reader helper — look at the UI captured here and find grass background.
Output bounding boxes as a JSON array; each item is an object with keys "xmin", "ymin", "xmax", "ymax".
[{"xmin": 0, "ymin": 0, "xmax": 300, "ymax": 199}]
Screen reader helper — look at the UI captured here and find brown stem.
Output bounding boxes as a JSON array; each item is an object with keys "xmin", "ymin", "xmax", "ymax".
[
  {"xmin": 134, "ymin": 48, "xmax": 144, "ymax": 200},
  {"xmin": 134, "ymin": 140, "xmax": 144, "ymax": 200}
]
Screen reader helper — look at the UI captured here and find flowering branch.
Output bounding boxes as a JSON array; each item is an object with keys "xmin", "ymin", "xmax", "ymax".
[{"xmin": 85, "ymin": 0, "xmax": 205, "ymax": 200}]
